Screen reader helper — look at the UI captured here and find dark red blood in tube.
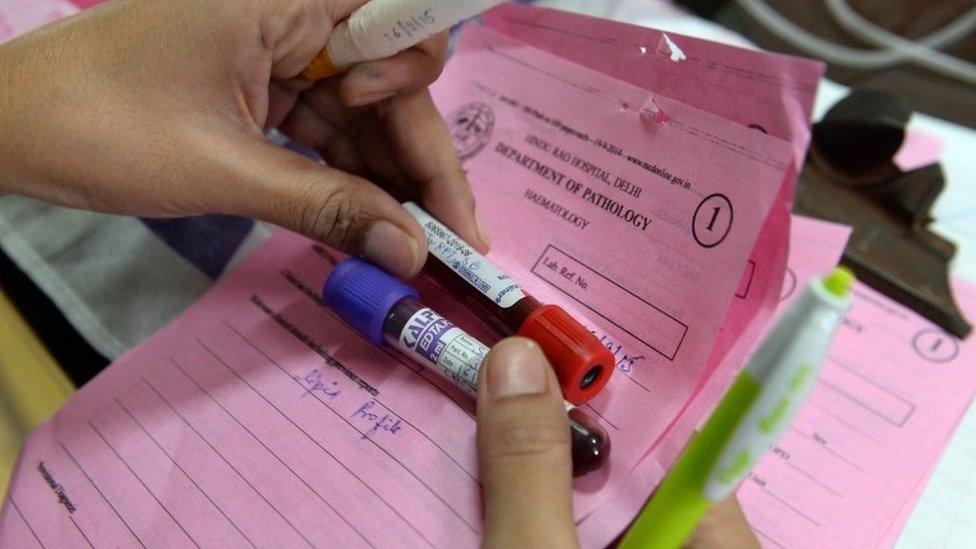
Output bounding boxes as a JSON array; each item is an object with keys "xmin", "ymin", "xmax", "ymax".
[{"xmin": 422, "ymin": 259, "xmax": 614, "ymax": 405}]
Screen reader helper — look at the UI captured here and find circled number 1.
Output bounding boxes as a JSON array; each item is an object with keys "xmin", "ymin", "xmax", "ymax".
[{"xmin": 707, "ymin": 207, "xmax": 721, "ymax": 231}]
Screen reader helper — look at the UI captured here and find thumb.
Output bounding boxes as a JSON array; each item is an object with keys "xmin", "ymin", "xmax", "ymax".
[
  {"xmin": 210, "ymin": 135, "xmax": 428, "ymax": 277},
  {"xmin": 477, "ymin": 338, "xmax": 578, "ymax": 548}
]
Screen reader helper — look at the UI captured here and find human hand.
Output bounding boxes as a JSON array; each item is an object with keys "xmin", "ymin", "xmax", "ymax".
[
  {"xmin": 685, "ymin": 496, "xmax": 759, "ymax": 549},
  {"xmin": 0, "ymin": 0, "xmax": 488, "ymax": 278},
  {"xmin": 476, "ymin": 337, "xmax": 759, "ymax": 548},
  {"xmin": 477, "ymin": 337, "xmax": 579, "ymax": 548}
]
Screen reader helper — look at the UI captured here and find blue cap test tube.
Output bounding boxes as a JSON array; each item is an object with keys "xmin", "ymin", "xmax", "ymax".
[{"xmin": 323, "ymin": 258, "xmax": 610, "ymax": 476}]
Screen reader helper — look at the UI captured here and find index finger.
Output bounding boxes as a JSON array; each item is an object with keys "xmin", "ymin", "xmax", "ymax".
[
  {"xmin": 339, "ymin": 31, "xmax": 450, "ymax": 105},
  {"xmin": 381, "ymin": 88, "xmax": 490, "ymax": 252}
]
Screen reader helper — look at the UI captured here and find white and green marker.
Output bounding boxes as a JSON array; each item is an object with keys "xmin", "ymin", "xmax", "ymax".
[{"xmin": 619, "ymin": 267, "xmax": 855, "ymax": 549}]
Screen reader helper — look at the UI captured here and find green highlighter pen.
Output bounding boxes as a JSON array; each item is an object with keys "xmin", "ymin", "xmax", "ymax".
[{"xmin": 619, "ymin": 267, "xmax": 855, "ymax": 549}]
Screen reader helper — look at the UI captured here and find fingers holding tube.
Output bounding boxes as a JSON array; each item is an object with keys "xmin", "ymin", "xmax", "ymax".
[
  {"xmin": 209, "ymin": 132, "xmax": 427, "ymax": 277},
  {"xmin": 477, "ymin": 338, "xmax": 579, "ymax": 548},
  {"xmin": 377, "ymin": 89, "xmax": 490, "ymax": 251},
  {"xmin": 289, "ymin": 81, "xmax": 488, "ymax": 252}
]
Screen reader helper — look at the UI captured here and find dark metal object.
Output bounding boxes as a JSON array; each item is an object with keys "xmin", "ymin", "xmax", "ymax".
[{"xmin": 796, "ymin": 89, "xmax": 972, "ymax": 338}]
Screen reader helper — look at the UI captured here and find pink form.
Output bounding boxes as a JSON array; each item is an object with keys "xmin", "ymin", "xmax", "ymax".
[
  {"xmin": 487, "ymin": 13, "xmax": 975, "ymax": 547},
  {"xmin": 0, "ymin": 20, "xmax": 799, "ymax": 549},
  {"xmin": 0, "ymin": 0, "xmax": 75, "ymax": 40},
  {"xmin": 739, "ymin": 280, "xmax": 976, "ymax": 548},
  {"xmin": 483, "ymin": 4, "xmax": 826, "ymax": 467},
  {"xmin": 578, "ymin": 216, "xmax": 976, "ymax": 547},
  {"xmin": 426, "ymin": 23, "xmax": 792, "ymax": 500},
  {"xmin": 576, "ymin": 215, "xmax": 852, "ymax": 545}
]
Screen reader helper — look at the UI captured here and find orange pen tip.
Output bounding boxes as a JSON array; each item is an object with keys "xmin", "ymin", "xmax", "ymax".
[{"xmin": 303, "ymin": 47, "xmax": 343, "ymax": 81}]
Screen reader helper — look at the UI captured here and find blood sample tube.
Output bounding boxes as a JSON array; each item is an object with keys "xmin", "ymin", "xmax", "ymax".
[
  {"xmin": 403, "ymin": 202, "xmax": 615, "ymax": 405},
  {"xmin": 323, "ymin": 257, "xmax": 610, "ymax": 476}
]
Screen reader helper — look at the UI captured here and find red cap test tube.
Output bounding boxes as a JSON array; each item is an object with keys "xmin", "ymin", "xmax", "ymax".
[{"xmin": 405, "ymin": 202, "xmax": 616, "ymax": 405}]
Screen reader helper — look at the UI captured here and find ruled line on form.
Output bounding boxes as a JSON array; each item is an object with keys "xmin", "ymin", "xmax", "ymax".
[
  {"xmin": 58, "ymin": 442, "xmax": 146, "ymax": 548},
  {"xmin": 139, "ymin": 378, "xmax": 314, "ymax": 548},
  {"xmin": 8, "ymin": 498, "xmax": 45, "ymax": 549},
  {"xmin": 584, "ymin": 403, "xmax": 619, "ymax": 431},
  {"xmin": 168, "ymin": 359, "xmax": 375, "ymax": 548},
  {"xmin": 194, "ymin": 336, "xmax": 437, "ymax": 547},
  {"xmin": 219, "ymin": 322, "xmax": 481, "ymax": 535},
  {"xmin": 759, "ymin": 487, "xmax": 821, "ymax": 527},
  {"xmin": 86, "ymin": 419, "xmax": 200, "ymax": 548},
  {"xmin": 113, "ymin": 398, "xmax": 256, "ymax": 548},
  {"xmin": 68, "ymin": 515, "xmax": 94, "ymax": 548},
  {"xmin": 788, "ymin": 425, "xmax": 864, "ymax": 472},
  {"xmin": 753, "ymin": 528, "xmax": 785, "ymax": 548},
  {"xmin": 805, "ymin": 399, "xmax": 882, "ymax": 444},
  {"xmin": 781, "ymin": 460, "xmax": 842, "ymax": 498},
  {"xmin": 231, "ymin": 304, "xmax": 481, "ymax": 484}
]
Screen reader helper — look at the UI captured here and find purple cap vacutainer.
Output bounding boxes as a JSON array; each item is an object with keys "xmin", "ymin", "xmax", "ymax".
[{"xmin": 322, "ymin": 257, "xmax": 418, "ymax": 345}]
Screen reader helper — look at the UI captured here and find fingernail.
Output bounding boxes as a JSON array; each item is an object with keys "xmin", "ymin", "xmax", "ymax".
[
  {"xmin": 487, "ymin": 338, "xmax": 548, "ymax": 398},
  {"xmin": 347, "ymin": 90, "xmax": 396, "ymax": 107},
  {"xmin": 475, "ymin": 213, "xmax": 492, "ymax": 250},
  {"xmin": 362, "ymin": 220, "xmax": 421, "ymax": 276}
]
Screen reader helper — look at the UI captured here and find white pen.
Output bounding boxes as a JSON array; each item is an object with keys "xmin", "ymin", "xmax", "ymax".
[{"xmin": 303, "ymin": 0, "xmax": 507, "ymax": 80}]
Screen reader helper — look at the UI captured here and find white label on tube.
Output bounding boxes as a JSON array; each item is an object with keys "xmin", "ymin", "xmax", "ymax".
[
  {"xmin": 333, "ymin": 0, "xmax": 505, "ymax": 66},
  {"xmin": 405, "ymin": 202, "xmax": 526, "ymax": 308},
  {"xmin": 399, "ymin": 307, "xmax": 487, "ymax": 395}
]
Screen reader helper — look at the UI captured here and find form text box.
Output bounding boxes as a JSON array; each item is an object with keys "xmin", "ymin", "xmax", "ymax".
[
  {"xmin": 818, "ymin": 357, "xmax": 916, "ymax": 426},
  {"xmin": 531, "ymin": 245, "xmax": 688, "ymax": 360}
]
